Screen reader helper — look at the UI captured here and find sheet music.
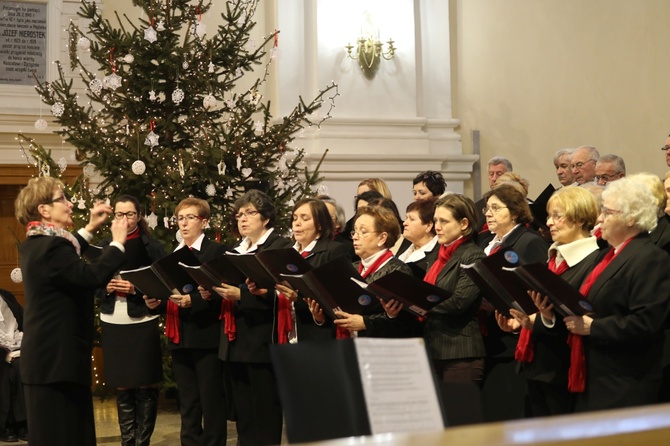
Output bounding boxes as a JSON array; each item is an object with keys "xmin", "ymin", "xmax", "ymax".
[{"xmin": 354, "ymin": 338, "xmax": 444, "ymax": 435}]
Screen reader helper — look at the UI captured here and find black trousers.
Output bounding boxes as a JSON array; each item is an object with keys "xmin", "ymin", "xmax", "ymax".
[
  {"xmin": 0, "ymin": 357, "xmax": 26, "ymax": 428},
  {"xmin": 229, "ymin": 362, "xmax": 283, "ymax": 446},
  {"xmin": 171, "ymin": 348, "xmax": 227, "ymax": 446},
  {"xmin": 24, "ymin": 381, "xmax": 95, "ymax": 446}
]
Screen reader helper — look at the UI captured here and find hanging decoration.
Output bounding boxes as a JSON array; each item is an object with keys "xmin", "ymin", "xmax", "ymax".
[
  {"xmin": 144, "ymin": 120, "xmax": 159, "ymax": 147},
  {"xmin": 51, "ymin": 102, "xmax": 64, "ymax": 117},
  {"xmin": 217, "ymin": 160, "xmax": 226, "ymax": 175},
  {"xmin": 77, "ymin": 36, "xmax": 91, "ymax": 51},
  {"xmin": 205, "ymin": 183, "xmax": 216, "ymax": 196},
  {"xmin": 10, "ymin": 267, "xmax": 22, "ymax": 284},
  {"xmin": 203, "ymin": 94, "xmax": 217, "ymax": 110},
  {"xmin": 102, "ymin": 48, "xmax": 123, "ymax": 91},
  {"xmin": 58, "ymin": 157, "xmax": 68, "ymax": 172}
]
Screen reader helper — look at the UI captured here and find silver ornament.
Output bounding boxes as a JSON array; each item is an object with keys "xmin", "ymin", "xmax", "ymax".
[
  {"xmin": 156, "ymin": 20, "xmax": 166, "ymax": 32},
  {"xmin": 10, "ymin": 267, "xmax": 22, "ymax": 283},
  {"xmin": 132, "ymin": 160, "xmax": 146, "ymax": 175},
  {"xmin": 172, "ymin": 88, "xmax": 185, "ymax": 104},
  {"xmin": 147, "ymin": 212, "xmax": 158, "ymax": 229},
  {"xmin": 83, "ymin": 163, "xmax": 96, "ymax": 177},
  {"xmin": 124, "ymin": 54, "xmax": 135, "ymax": 64},
  {"xmin": 205, "ymin": 183, "xmax": 216, "ymax": 196},
  {"xmin": 195, "ymin": 22, "xmax": 207, "ymax": 39},
  {"xmin": 203, "ymin": 94, "xmax": 217, "ymax": 110},
  {"xmin": 89, "ymin": 79, "xmax": 103, "ymax": 94},
  {"xmin": 208, "ymin": 62, "xmax": 215, "ymax": 73},
  {"xmin": 51, "ymin": 102, "xmax": 64, "ymax": 117},
  {"xmin": 77, "ymin": 37, "xmax": 91, "ymax": 51},
  {"xmin": 34, "ymin": 118, "xmax": 48, "ymax": 130},
  {"xmin": 144, "ymin": 131, "xmax": 159, "ymax": 147},
  {"xmin": 58, "ymin": 157, "xmax": 67, "ymax": 172},
  {"xmin": 102, "ymin": 72, "xmax": 123, "ymax": 90},
  {"xmin": 144, "ymin": 26, "xmax": 157, "ymax": 43}
]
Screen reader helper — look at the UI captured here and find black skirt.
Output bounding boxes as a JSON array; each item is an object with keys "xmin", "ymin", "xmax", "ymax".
[{"xmin": 100, "ymin": 319, "xmax": 163, "ymax": 388}]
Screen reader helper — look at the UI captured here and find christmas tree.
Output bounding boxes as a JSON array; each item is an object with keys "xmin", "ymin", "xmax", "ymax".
[{"xmin": 31, "ymin": 0, "xmax": 337, "ymax": 245}]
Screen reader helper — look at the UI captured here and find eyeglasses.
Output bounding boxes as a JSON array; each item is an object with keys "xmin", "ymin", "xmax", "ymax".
[
  {"xmin": 234, "ymin": 210, "xmax": 260, "ymax": 220},
  {"xmin": 114, "ymin": 211, "xmax": 138, "ymax": 219},
  {"xmin": 546, "ymin": 212, "xmax": 565, "ymax": 221},
  {"xmin": 48, "ymin": 195, "xmax": 69, "ymax": 205},
  {"xmin": 570, "ymin": 160, "xmax": 596, "ymax": 170},
  {"xmin": 177, "ymin": 214, "xmax": 203, "ymax": 223},
  {"xmin": 594, "ymin": 174, "xmax": 621, "ymax": 184},
  {"xmin": 600, "ymin": 206, "xmax": 622, "ymax": 217},
  {"xmin": 661, "ymin": 146, "xmax": 670, "ymax": 152},
  {"xmin": 482, "ymin": 205, "xmax": 508, "ymax": 215},
  {"xmin": 350, "ymin": 230, "xmax": 378, "ymax": 238}
]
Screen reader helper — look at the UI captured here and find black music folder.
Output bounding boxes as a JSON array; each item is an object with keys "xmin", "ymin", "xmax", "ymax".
[
  {"xmin": 119, "ymin": 246, "xmax": 200, "ymax": 299},
  {"xmin": 280, "ymin": 256, "xmax": 374, "ymax": 320},
  {"xmin": 352, "ymin": 270, "xmax": 451, "ymax": 317},
  {"xmin": 224, "ymin": 248, "xmax": 312, "ymax": 289},
  {"xmin": 461, "ymin": 248, "xmax": 537, "ymax": 317},
  {"xmin": 511, "ymin": 262, "xmax": 594, "ymax": 317},
  {"xmin": 178, "ymin": 255, "xmax": 247, "ymax": 292}
]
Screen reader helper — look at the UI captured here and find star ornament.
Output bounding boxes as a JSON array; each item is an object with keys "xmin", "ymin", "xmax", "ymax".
[
  {"xmin": 144, "ymin": 26, "xmax": 158, "ymax": 43},
  {"xmin": 144, "ymin": 131, "xmax": 159, "ymax": 147}
]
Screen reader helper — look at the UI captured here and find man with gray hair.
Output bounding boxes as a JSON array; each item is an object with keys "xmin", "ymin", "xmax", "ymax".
[
  {"xmin": 570, "ymin": 145, "xmax": 600, "ymax": 185},
  {"xmin": 487, "ymin": 156, "xmax": 513, "ymax": 189},
  {"xmin": 594, "ymin": 154, "xmax": 626, "ymax": 186},
  {"xmin": 553, "ymin": 148, "xmax": 575, "ymax": 187}
]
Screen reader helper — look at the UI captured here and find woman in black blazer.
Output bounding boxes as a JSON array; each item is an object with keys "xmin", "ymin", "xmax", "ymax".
[
  {"xmin": 423, "ymin": 194, "xmax": 486, "ymax": 384},
  {"xmin": 275, "ymin": 198, "xmax": 349, "ymax": 342},
  {"xmin": 496, "ymin": 186, "xmax": 603, "ymax": 416},
  {"xmin": 144, "ymin": 198, "xmax": 227, "ymax": 446},
  {"xmin": 15, "ymin": 177, "xmax": 127, "ymax": 446},
  {"xmin": 213, "ymin": 190, "xmax": 292, "ymax": 446},
  {"xmin": 478, "ymin": 183, "xmax": 549, "ymax": 421},
  {"xmin": 563, "ymin": 178, "xmax": 670, "ymax": 412},
  {"xmin": 397, "ymin": 197, "xmax": 439, "ymax": 278},
  {"xmin": 98, "ymin": 195, "xmax": 165, "ymax": 446}
]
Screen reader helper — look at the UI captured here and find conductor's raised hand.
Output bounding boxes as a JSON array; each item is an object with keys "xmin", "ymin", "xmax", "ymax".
[{"xmin": 86, "ymin": 201, "xmax": 113, "ymax": 233}]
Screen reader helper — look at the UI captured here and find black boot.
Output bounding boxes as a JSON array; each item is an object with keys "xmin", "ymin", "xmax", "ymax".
[
  {"xmin": 135, "ymin": 387, "xmax": 159, "ymax": 446},
  {"xmin": 116, "ymin": 389, "xmax": 137, "ymax": 446}
]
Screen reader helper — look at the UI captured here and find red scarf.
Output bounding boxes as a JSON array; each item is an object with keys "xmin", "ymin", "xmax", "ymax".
[
  {"xmin": 276, "ymin": 250, "xmax": 310, "ymax": 344},
  {"xmin": 337, "ymin": 250, "xmax": 394, "ymax": 339},
  {"xmin": 567, "ymin": 239, "xmax": 631, "ymax": 392},
  {"xmin": 514, "ymin": 252, "xmax": 570, "ymax": 363},
  {"xmin": 358, "ymin": 249, "xmax": 394, "ymax": 279},
  {"xmin": 424, "ymin": 237, "xmax": 470, "ymax": 285},
  {"xmin": 166, "ymin": 244, "xmax": 194, "ymax": 345}
]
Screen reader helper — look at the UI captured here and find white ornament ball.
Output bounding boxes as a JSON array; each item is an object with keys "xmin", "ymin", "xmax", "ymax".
[
  {"xmin": 10, "ymin": 267, "xmax": 22, "ymax": 283},
  {"xmin": 205, "ymin": 183, "xmax": 216, "ymax": 196},
  {"xmin": 132, "ymin": 160, "xmax": 146, "ymax": 175},
  {"xmin": 83, "ymin": 163, "xmax": 96, "ymax": 177},
  {"xmin": 34, "ymin": 118, "xmax": 48, "ymax": 130},
  {"xmin": 203, "ymin": 94, "xmax": 217, "ymax": 110},
  {"xmin": 317, "ymin": 184, "xmax": 329, "ymax": 195},
  {"xmin": 77, "ymin": 37, "xmax": 91, "ymax": 51},
  {"xmin": 124, "ymin": 54, "xmax": 135, "ymax": 64},
  {"xmin": 58, "ymin": 157, "xmax": 67, "ymax": 172}
]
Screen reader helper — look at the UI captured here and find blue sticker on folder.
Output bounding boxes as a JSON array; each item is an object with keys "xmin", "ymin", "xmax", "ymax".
[
  {"xmin": 578, "ymin": 300, "xmax": 593, "ymax": 312},
  {"xmin": 504, "ymin": 251, "xmax": 519, "ymax": 264},
  {"xmin": 285, "ymin": 263, "xmax": 299, "ymax": 273},
  {"xmin": 182, "ymin": 284, "xmax": 194, "ymax": 294},
  {"xmin": 358, "ymin": 294, "xmax": 372, "ymax": 306}
]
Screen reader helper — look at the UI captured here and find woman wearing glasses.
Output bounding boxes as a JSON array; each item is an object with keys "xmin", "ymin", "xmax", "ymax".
[
  {"xmin": 478, "ymin": 183, "xmax": 549, "ymax": 422},
  {"xmin": 15, "ymin": 177, "xmax": 127, "ymax": 446},
  {"xmin": 495, "ymin": 186, "xmax": 603, "ymax": 416},
  {"xmin": 274, "ymin": 198, "xmax": 349, "ymax": 342},
  {"xmin": 213, "ymin": 189, "xmax": 291, "ymax": 446},
  {"xmin": 327, "ymin": 206, "xmax": 419, "ymax": 338},
  {"xmin": 562, "ymin": 178, "xmax": 670, "ymax": 412},
  {"xmin": 144, "ymin": 198, "xmax": 228, "ymax": 445},
  {"xmin": 99, "ymin": 195, "xmax": 165, "ymax": 446}
]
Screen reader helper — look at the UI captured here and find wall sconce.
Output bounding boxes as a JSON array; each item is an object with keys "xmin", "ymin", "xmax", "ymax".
[{"xmin": 345, "ymin": 35, "xmax": 396, "ymax": 80}]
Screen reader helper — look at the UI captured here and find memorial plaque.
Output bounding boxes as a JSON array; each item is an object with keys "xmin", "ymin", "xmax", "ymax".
[{"xmin": 0, "ymin": 1, "xmax": 47, "ymax": 85}]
